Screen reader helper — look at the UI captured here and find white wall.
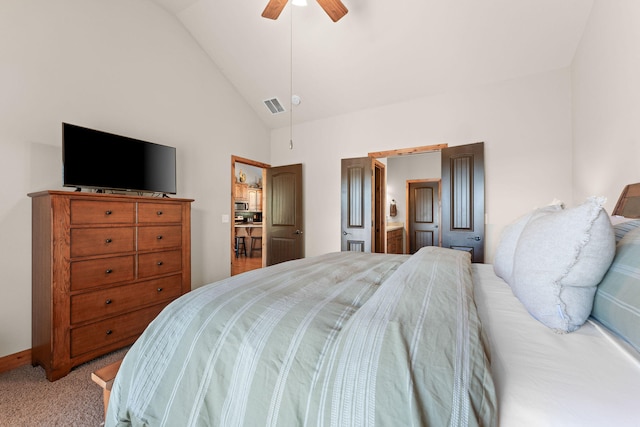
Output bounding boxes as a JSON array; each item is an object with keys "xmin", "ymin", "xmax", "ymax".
[
  {"xmin": 572, "ymin": 0, "xmax": 640, "ymax": 207},
  {"xmin": 0, "ymin": 0, "xmax": 269, "ymax": 358},
  {"xmin": 271, "ymin": 69, "xmax": 574, "ymax": 261}
]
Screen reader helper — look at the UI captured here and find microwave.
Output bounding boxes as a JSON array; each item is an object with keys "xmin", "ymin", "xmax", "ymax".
[{"xmin": 234, "ymin": 201, "xmax": 249, "ymax": 211}]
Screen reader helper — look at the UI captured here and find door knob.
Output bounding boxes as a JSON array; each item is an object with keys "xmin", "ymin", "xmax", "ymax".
[
  {"xmin": 343, "ymin": 231, "xmax": 351, "ymax": 236},
  {"xmin": 467, "ymin": 236, "xmax": 481, "ymax": 241},
  {"xmin": 294, "ymin": 230, "xmax": 303, "ymax": 235}
]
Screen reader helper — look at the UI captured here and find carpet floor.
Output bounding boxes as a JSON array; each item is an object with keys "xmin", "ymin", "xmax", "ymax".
[{"xmin": 0, "ymin": 347, "xmax": 128, "ymax": 427}]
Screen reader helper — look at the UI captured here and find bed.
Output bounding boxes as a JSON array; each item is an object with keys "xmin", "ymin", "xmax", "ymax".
[{"xmin": 107, "ymin": 186, "xmax": 640, "ymax": 427}]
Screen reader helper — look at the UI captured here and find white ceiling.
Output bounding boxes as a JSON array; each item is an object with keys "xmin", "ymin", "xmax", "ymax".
[{"xmin": 150, "ymin": 0, "xmax": 593, "ymax": 129}]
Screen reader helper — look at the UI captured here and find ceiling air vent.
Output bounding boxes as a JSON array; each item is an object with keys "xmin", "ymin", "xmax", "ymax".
[{"xmin": 263, "ymin": 98, "xmax": 286, "ymax": 115}]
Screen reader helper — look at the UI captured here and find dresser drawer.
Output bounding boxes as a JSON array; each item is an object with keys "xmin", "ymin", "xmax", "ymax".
[
  {"xmin": 138, "ymin": 225, "xmax": 182, "ymax": 251},
  {"xmin": 70, "ymin": 303, "xmax": 167, "ymax": 358},
  {"xmin": 139, "ymin": 249, "xmax": 182, "ymax": 279},
  {"xmin": 70, "ymin": 255, "xmax": 135, "ymax": 291},
  {"xmin": 138, "ymin": 203, "xmax": 182, "ymax": 223},
  {"xmin": 71, "ymin": 274, "xmax": 182, "ymax": 324},
  {"xmin": 71, "ymin": 227, "xmax": 135, "ymax": 257},
  {"xmin": 70, "ymin": 200, "xmax": 135, "ymax": 225}
]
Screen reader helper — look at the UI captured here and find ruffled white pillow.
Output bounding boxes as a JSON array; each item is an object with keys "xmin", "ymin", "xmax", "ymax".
[
  {"xmin": 493, "ymin": 201, "xmax": 563, "ymax": 284},
  {"xmin": 511, "ymin": 197, "xmax": 615, "ymax": 333}
]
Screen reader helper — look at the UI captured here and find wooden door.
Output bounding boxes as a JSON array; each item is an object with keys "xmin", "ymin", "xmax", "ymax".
[
  {"xmin": 441, "ymin": 142, "xmax": 485, "ymax": 263},
  {"xmin": 373, "ymin": 160, "xmax": 386, "ymax": 253},
  {"xmin": 341, "ymin": 157, "xmax": 373, "ymax": 252},
  {"xmin": 408, "ymin": 180, "xmax": 440, "ymax": 254},
  {"xmin": 266, "ymin": 163, "xmax": 304, "ymax": 266}
]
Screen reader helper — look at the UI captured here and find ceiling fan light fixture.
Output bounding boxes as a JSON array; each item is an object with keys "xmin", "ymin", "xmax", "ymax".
[{"xmin": 262, "ymin": 0, "xmax": 347, "ymax": 21}]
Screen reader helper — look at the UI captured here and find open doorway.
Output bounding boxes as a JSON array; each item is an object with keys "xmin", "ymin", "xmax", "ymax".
[
  {"xmin": 370, "ymin": 142, "xmax": 485, "ymax": 262},
  {"xmin": 387, "ymin": 153, "xmax": 442, "ymax": 254},
  {"xmin": 231, "ymin": 156, "xmax": 270, "ymax": 276}
]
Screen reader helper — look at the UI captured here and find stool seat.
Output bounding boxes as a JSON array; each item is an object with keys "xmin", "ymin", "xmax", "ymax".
[{"xmin": 235, "ymin": 236, "xmax": 247, "ymax": 257}]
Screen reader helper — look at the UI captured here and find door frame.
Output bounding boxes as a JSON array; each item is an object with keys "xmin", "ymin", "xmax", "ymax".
[
  {"xmin": 368, "ymin": 143, "xmax": 448, "ymax": 159},
  {"xmin": 231, "ymin": 155, "xmax": 271, "ymax": 274}
]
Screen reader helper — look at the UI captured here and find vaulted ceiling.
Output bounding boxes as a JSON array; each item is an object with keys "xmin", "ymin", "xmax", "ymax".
[{"xmin": 150, "ymin": 0, "xmax": 593, "ymax": 129}]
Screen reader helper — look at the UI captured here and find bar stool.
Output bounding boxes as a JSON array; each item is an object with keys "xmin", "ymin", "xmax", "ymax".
[
  {"xmin": 249, "ymin": 236, "xmax": 262, "ymax": 257},
  {"xmin": 235, "ymin": 236, "xmax": 247, "ymax": 257}
]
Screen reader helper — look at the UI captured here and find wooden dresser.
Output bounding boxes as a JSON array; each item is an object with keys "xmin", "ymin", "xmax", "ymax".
[{"xmin": 29, "ymin": 190, "xmax": 193, "ymax": 381}]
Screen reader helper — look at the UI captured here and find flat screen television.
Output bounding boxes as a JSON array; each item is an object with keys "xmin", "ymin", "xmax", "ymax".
[{"xmin": 62, "ymin": 123, "xmax": 177, "ymax": 194}]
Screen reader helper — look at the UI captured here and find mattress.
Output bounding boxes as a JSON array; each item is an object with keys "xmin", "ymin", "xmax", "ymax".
[{"xmin": 472, "ymin": 263, "xmax": 640, "ymax": 427}]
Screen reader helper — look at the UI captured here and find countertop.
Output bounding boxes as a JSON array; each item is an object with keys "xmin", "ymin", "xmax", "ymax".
[
  {"xmin": 235, "ymin": 222, "xmax": 262, "ymax": 227},
  {"xmin": 386, "ymin": 223, "xmax": 404, "ymax": 232}
]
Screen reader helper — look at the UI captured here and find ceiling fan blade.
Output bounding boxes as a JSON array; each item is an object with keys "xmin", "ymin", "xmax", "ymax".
[
  {"xmin": 317, "ymin": 0, "xmax": 348, "ymax": 22},
  {"xmin": 262, "ymin": 0, "xmax": 288, "ymax": 20}
]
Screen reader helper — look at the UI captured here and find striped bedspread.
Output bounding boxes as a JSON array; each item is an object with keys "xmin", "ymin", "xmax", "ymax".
[{"xmin": 107, "ymin": 247, "xmax": 496, "ymax": 427}]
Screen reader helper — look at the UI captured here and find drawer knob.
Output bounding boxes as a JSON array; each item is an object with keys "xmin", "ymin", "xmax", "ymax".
[
  {"xmin": 105, "ymin": 269, "xmax": 113, "ymax": 274},
  {"xmin": 157, "ymin": 210, "xmax": 163, "ymax": 216},
  {"xmin": 105, "ymin": 299, "xmax": 112, "ymax": 305},
  {"xmin": 156, "ymin": 235, "xmax": 163, "ymax": 240},
  {"xmin": 106, "ymin": 329, "xmax": 112, "ymax": 335},
  {"xmin": 157, "ymin": 287, "xmax": 163, "ymax": 292},
  {"xmin": 157, "ymin": 261, "xmax": 163, "ymax": 266},
  {"xmin": 105, "ymin": 238, "xmax": 112, "ymax": 244},
  {"xmin": 105, "ymin": 210, "xmax": 112, "ymax": 215}
]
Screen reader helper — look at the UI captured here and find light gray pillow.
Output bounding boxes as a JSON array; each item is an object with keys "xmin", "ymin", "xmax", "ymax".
[
  {"xmin": 511, "ymin": 197, "xmax": 615, "ymax": 333},
  {"xmin": 613, "ymin": 219, "xmax": 640, "ymax": 243},
  {"xmin": 493, "ymin": 203, "xmax": 563, "ymax": 284},
  {"xmin": 592, "ymin": 226, "xmax": 640, "ymax": 351}
]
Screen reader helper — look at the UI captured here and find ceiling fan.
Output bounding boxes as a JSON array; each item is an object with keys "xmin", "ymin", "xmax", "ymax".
[{"xmin": 262, "ymin": 0, "xmax": 348, "ymax": 22}]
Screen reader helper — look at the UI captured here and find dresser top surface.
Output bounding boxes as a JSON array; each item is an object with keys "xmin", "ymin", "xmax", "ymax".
[{"xmin": 28, "ymin": 190, "xmax": 194, "ymax": 203}]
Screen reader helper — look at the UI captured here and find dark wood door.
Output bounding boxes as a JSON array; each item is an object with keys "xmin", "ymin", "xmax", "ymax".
[
  {"xmin": 266, "ymin": 163, "xmax": 304, "ymax": 266},
  {"xmin": 441, "ymin": 142, "xmax": 485, "ymax": 263},
  {"xmin": 373, "ymin": 160, "xmax": 386, "ymax": 253},
  {"xmin": 408, "ymin": 181, "xmax": 440, "ymax": 254},
  {"xmin": 341, "ymin": 157, "xmax": 373, "ymax": 252}
]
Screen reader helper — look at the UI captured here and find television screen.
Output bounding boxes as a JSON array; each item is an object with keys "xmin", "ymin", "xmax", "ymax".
[{"xmin": 62, "ymin": 123, "xmax": 177, "ymax": 194}]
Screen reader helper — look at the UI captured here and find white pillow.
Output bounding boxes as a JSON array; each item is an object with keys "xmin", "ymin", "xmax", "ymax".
[
  {"xmin": 610, "ymin": 215, "xmax": 633, "ymax": 225},
  {"xmin": 493, "ymin": 202, "xmax": 563, "ymax": 284},
  {"xmin": 511, "ymin": 197, "xmax": 615, "ymax": 333}
]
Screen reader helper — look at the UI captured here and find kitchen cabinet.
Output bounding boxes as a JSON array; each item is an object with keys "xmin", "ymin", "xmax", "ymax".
[
  {"xmin": 234, "ymin": 182, "xmax": 248, "ymax": 201},
  {"xmin": 248, "ymin": 188, "xmax": 262, "ymax": 211}
]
